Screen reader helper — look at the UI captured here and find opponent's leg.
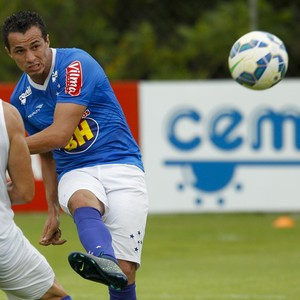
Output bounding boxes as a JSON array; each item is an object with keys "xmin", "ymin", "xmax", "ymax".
[
  {"xmin": 2, "ymin": 227, "xmax": 71, "ymax": 300},
  {"xmin": 40, "ymin": 278, "xmax": 72, "ymax": 299}
]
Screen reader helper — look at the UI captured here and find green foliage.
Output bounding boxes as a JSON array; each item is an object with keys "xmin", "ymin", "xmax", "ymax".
[{"xmin": 0, "ymin": 0, "xmax": 299, "ymax": 81}]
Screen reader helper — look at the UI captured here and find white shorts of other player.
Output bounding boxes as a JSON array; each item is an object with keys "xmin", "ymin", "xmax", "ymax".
[
  {"xmin": 0, "ymin": 224, "xmax": 55, "ymax": 299},
  {"xmin": 58, "ymin": 164, "xmax": 149, "ymax": 267}
]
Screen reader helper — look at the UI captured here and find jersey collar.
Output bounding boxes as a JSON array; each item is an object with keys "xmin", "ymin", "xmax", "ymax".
[{"xmin": 27, "ymin": 48, "xmax": 57, "ymax": 91}]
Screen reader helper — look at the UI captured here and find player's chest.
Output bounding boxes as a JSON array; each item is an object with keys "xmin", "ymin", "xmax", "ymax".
[{"xmin": 24, "ymin": 90, "xmax": 57, "ymax": 129}]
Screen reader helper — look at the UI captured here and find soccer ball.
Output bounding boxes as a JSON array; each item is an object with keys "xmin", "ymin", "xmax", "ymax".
[{"xmin": 228, "ymin": 31, "xmax": 288, "ymax": 90}]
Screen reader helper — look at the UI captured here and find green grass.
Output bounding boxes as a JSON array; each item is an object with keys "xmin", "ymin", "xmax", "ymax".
[{"xmin": 1, "ymin": 213, "xmax": 300, "ymax": 299}]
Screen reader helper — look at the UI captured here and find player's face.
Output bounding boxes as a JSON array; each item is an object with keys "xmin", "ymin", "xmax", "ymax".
[{"xmin": 5, "ymin": 26, "xmax": 51, "ymax": 85}]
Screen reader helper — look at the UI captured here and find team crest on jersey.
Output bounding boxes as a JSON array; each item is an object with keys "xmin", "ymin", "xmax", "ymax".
[
  {"xmin": 65, "ymin": 61, "xmax": 82, "ymax": 96},
  {"xmin": 52, "ymin": 70, "xmax": 58, "ymax": 82}
]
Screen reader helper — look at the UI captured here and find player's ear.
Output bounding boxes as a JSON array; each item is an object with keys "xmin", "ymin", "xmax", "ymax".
[
  {"xmin": 4, "ymin": 47, "xmax": 12, "ymax": 58},
  {"xmin": 46, "ymin": 34, "xmax": 50, "ymax": 47}
]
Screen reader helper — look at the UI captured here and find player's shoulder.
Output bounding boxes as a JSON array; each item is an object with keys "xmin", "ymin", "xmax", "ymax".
[
  {"xmin": 10, "ymin": 74, "xmax": 28, "ymax": 106},
  {"xmin": 2, "ymin": 101, "xmax": 23, "ymax": 133},
  {"xmin": 55, "ymin": 47, "xmax": 102, "ymax": 75},
  {"xmin": 2, "ymin": 102, "xmax": 25, "ymax": 145},
  {"xmin": 56, "ymin": 47, "xmax": 94, "ymax": 62},
  {"xmin": 2, "ymin": 100, "xmax": 21, "ymax": 119}
]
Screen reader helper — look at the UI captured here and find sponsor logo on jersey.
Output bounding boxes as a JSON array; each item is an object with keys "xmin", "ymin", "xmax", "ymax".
[
  {"xmin": 28, "ymin": 104, "xmax": 44, "ymax": 119},
  {"xmin": 19, "ymin": 86, "xmax": 32, "ymax": 105},
  {"xmin": 65, "ymin": 61, "xmax": 82, "ymax": 96},
  {"xmin": 63, "ymin": 117, "xmax": 99, "ymax": 154}
]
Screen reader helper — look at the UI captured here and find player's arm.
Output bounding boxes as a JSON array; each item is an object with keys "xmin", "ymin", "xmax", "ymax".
[
  {"xmin": 26, "ymin": 102, "xmax": 87, "ymax": 154},
  {"xmin": 39, "ymin": 151, "xmax": 66, "ymax": 246},
  {"xmin": 4, "ymin": 101, "xmax": 35, "ymax": 204}
]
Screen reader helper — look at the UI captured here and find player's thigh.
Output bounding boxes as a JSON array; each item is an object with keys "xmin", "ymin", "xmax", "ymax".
[{"xmin": 58, "ymin": 166, "xmax": 108, "ymax": 215}]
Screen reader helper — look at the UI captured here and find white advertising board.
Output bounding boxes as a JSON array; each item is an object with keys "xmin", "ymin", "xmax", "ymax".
[{"xmin": 140, "ymin": 79, "xmax": 300, "ymax": 213}]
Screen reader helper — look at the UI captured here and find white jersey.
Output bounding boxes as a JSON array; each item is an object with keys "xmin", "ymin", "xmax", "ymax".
[
  {"xmin": 0, "ymin": 100, "xmax": 14, "ymax": 239},
  {"xmin": 0, "ymin": 100, "xmax": 55, "ymax": 298}
]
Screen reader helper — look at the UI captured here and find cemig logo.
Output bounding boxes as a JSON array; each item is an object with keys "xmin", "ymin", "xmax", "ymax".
[
  {"xmin": 65, "ymin": 61, "xmax": 82, "ymax": 96},
  {"xmin": 164, "ymin": 106, "xmax": 300, "ymax": 206}
]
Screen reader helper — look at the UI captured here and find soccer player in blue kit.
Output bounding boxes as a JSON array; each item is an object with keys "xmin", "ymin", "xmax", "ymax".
[{"xmin": 2, "ymin": 11, "xmax": 149, "ymax": 300}]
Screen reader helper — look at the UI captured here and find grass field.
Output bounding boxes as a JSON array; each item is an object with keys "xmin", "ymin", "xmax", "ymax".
[{"xmin": 1, "ymin": 212, "xmax": 300, "ymax": 300}]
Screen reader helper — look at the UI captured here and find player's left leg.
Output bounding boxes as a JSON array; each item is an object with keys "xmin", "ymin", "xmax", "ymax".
[
  {"xmin": 101, "ymin": 164, "xmax": 149, "ymax": 300},
  {"xmin": 109, "ymin": 260, "xmax": 137, "ymax": 300}
]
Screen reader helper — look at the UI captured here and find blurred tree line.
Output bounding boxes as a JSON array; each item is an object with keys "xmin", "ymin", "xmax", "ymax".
[{"xmin": 0, "ymin": 0, "xmax": 299, "ymax": 82}]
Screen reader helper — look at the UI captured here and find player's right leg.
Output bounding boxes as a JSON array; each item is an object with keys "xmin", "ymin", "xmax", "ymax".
[
  {"xmin": 68, "ymin": 251, "xmax": 128, "ymax": 289},
  {"xmin": 58, "ymin": 168, "xmax": 128, "ymax": 289}
]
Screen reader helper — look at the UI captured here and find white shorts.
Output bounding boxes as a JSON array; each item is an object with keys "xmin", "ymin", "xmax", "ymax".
[
  {"xmin": 58, "ymin": 164, "xmax": 149, "ymax": 266},
  {"xmin": 0, "ymin": 224, "xmax": 55, "ymax": 300}
]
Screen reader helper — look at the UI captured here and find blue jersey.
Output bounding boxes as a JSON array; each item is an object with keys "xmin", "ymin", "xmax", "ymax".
[{"xmin": 10, "ymin": 48, "xmax": 143, "ymax": 179}]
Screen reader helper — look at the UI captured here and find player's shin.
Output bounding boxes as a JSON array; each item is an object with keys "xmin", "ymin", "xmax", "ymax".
[{"xmin": 74, "ymin": 206, "xmax": 116, "ymax": 260}]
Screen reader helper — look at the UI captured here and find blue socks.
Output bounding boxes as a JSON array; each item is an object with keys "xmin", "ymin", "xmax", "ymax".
[
  {"xmin": 109, "ymin": 283, "xmax": 136, "ymax": 300},
  {"xmin": 73, "ymin": 207, "xmax": 116, "ymax": 259},
  {"xmin": 61, "ymin": 296, "xmax": 72, "ymax": 300},
  {"xmin": 74, "ymin": 207, "xmax": 136, "ymax": 299}
]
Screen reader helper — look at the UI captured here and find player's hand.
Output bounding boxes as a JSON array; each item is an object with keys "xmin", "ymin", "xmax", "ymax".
[
  {"xmin": 39, "ymin": 215, "xmax": 67, "ymax": 246},
  {"xmin": 40, "ymin": 228, "xmax": 66, "ymax": 246}
]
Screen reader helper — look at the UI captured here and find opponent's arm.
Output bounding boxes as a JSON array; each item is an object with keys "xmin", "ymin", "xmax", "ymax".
[
  {"xmin": 39, "ymin": 151, "xmax": 66, "ymax": 246},
  {"xmin": 26, "ymin": 102, "xmax": 87, "ymax": 154},
  {"xmin": 4, "ymin": 101, "xmax": 35, "ymax": 204}
]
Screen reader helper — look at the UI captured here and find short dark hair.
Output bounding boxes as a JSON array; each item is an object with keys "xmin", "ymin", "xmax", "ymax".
[{"xmin": 2, "ymin": 11, "xmax": 48, "ymax": 50}]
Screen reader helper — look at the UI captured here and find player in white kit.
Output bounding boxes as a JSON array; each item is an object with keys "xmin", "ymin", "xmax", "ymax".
[{"xmin": 0, "ymin": 99, "xmax": 72, "ymax": 300}]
